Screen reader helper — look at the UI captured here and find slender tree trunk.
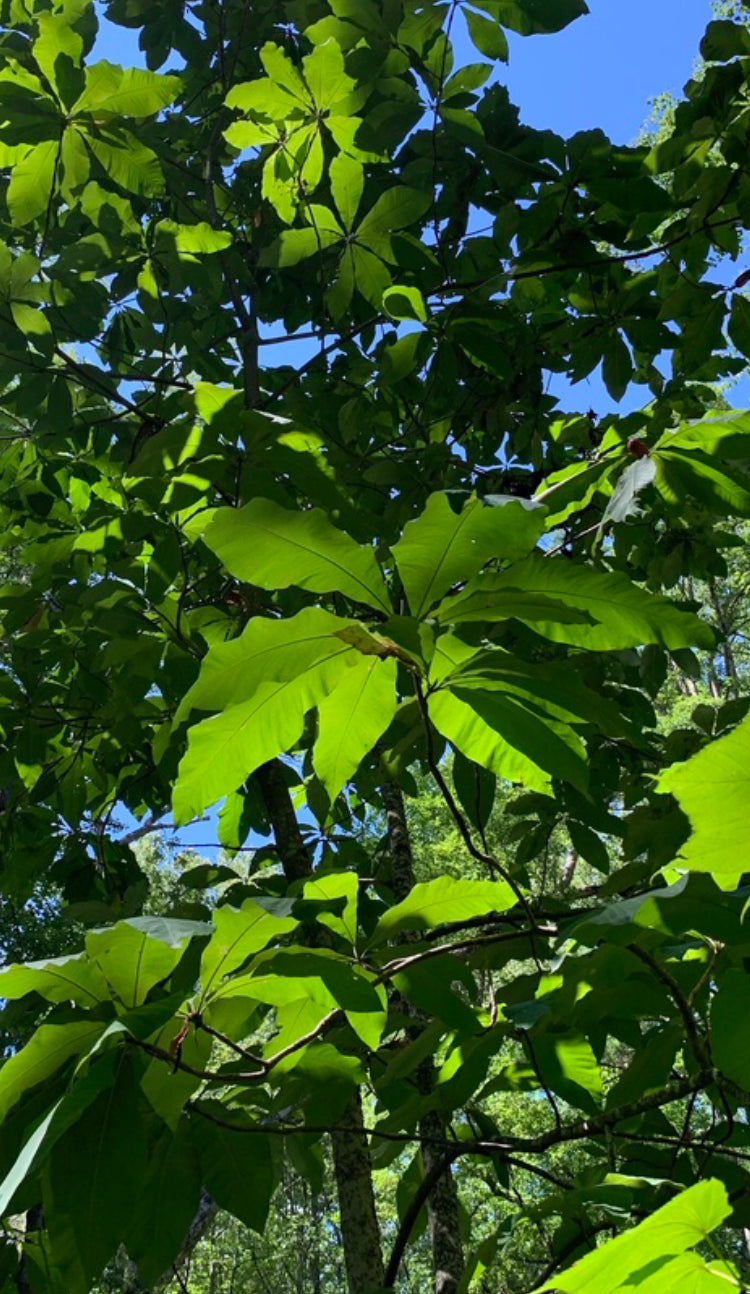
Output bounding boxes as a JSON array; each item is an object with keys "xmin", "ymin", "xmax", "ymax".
[
  {"xmin": 330, "ymin": 1095, "xmax": 387, "ymax": 1294},
  {"xmin": 256, "ymin": 757, "xmax": 385, "ymax": 1294},
  {"xmin": 381, "ymin": 779, "xmax": 465, "ymax": 1294}
]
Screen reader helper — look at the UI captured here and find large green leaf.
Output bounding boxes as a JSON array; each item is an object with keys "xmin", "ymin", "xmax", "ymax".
[
  {"xmin": 370, "ymin": 875, "xmax": 513, "ymax": 944},
  {"xmin": 175, "ymin": 607, "xmax": 358, "ymax": 722},
  {"xmin": 356, "ymin": 185, "xmax": 431, "ymax": 250},
  {"xmin": 435, "ymin": 555, "xmax": 714, "ymax": 650},
  {"xmin": 392, "ymin": 493, "xmax": 546, "ymax": 618},
  {"xmin": 125, "ymin": 1120, "xmax": 202, "ymax": 1285},
  {"xmin": 530, "ymin": 1179, "xmax": 731, "ymax": 1294},
  {"xmin": 0, "ymin": 1051, "xmax": 121, "ymax": 1220},
  {"xmin": 190, "ymin": 1107, "xmax": 274, "ymax": 1233},
  {"xmin": 313, "ymin": 655, "xmax": 398, "ymax": 801},
  {"xmin": 429, "ymin": 686, "xmax": 588, "ymax": 794},
  {"xmin": 442, "ymin": 648, "xmax": 636, "ymax": 738},
  {"xmin": 491, "ymin": 0, "xmax": 589, "ymax": 37},
  {"xmin": 0, "ymin": 954, "xmax": 108, "ymax": 1007},
  {"xmin": 205, "ymin": 498, "xmax": 392, "ymax": 612},
  {"xmin": 0, "ymin": 1021, "xmax": 104, "ymax": 1122},
  {"xmin": 33, "ymin": 13, "xmax": 83, "ymax": 98},
  {"xmin": 657, "ymin": 715, "xmax": 750, "ymax": 888},
  {"xmin": 174, "ymin": 653, "xmax": 355, "ymax": 821},
  {"xmin": 532, "ymin": 1031, "xmax": 601, "ymax": 1113},
  {"xmin": 84, "ymin": 130, "xmax": 165, "ymax": 195},
  {"xmin": 213, "ymin": 949, "xmax": 387, "ymax": 1049},
  {"xmin": 44, "ymin": 1051, "xmax": 147, "ymax": 1290},
  {"xmin": 7, "ymin": 140, "xmax": 58, "ymax": 225},
  {"xmin": 302, "ymin": 872, "xmax": 359, "ymax": 946},
  {"xmin": 711, "ymin": 969, "xmax": 750, "ymax": 1088},
  {"xmin": 72, "ymin": 63, "xmax": 181, "ymax": 116},
  {"xmin": 200, "ymin": 900, "xmax": 299, "ymax": 999},
  {"xmin": 86, "ymin": 918, "xmax": 201, "ymax": 1007}
]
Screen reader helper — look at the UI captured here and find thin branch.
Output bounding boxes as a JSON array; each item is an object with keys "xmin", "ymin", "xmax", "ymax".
[{"xmin": 185, "ymin": 1068, "xmax": 716, "ymax": 1156}]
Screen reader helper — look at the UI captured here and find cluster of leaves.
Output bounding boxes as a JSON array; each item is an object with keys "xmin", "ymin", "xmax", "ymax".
[{"xmin": 0, "ymin": 0, "xmax": 749, "ymax": 1291}]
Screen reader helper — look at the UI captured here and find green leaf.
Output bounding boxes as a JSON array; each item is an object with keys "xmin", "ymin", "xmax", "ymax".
[
  {"xmin": 7, "ymin": 140, "xmax": 58, "ymax": 225},
  {"xmin": 140, "ymin": 1016, "xmax": 212, "ymax": 1129},
  {"xmin": 530, "ymin": 1179, "xmax": 731, "ymax": 1294},
  {"xmin": 302, "ymin": 872, "xmax": 359, "ymax": 946},
  {"xmin": 603, "ymin": 457, "xmax": 657, "ymax": 524},
  {"xmin": 33, "ymin": 13, "xmax": 83, "ymax": 100},
  {"xmin": 204, "ymin": 498, "xmax": 392, "ymax": 612},
  {"xmin": 313, "ymin": 656, "xmax": 398, "ymax": 801},
  {"xmin": 568, "ymin": 821, "xmax": 609, "ymax": 874},
  {"xmin": 0, "ymin": 1021, "xmax": 104, "ymax": 1122},
  {"xmin": 84, "ymin": 130, "xmax": 165, "ymax": 195},
  {"xmin": 330, "ymin": 153, "xmax": 363, "ymax": 229},
  {"xmin": 356, "ymin": 186, "xmax": 431, "ymax": 248},
  {"xmin": 302, "ymin": 39, "xmax": 355, "ymax": 110},
  {"xmin": 370, "ymin": 875, "xmax": 514, "ymax": 944},
  {"xmin": 217, "ymin": 949, "xmax": 386, "ymax": 1049},
  {"xmin": 532, "ymin": 1031, "xmax": 601, "ymax": 1112},
  {"xmin": 72, "ymin": 63, "xmax": 181, "ymax": 116},
  {"xmin": 0, "ymin": 954, "xmax": 108, "ymax": 1007},
  {"xmin": 154, "ymin": 220, "xmax": 232, "ymax": 255},
  {"xmin": 392, "ymin": 493, "xmax": 546, "ymax": 618},
  {"xmin": 490, "ymin": 0, "xmax": 589, "ymax": 37},
  {"xmin": 701, "ymin": 18, "xmax": 750, "ymax": 61},
  {"xmin": 44, "ymin": 1051, "xmax": 148, "ymax": 1289},
  {"xmin": 655, "ymin": 448, "xmax": 750, "ymax": 519},
  {"xmin": 85, "ymin": 917, "xmax": 201, "ymax": 1007},
  {"xmin": 436, "ymin": 555, "xmax": 715, "ymax": 650},
  {"xmin": 382, "ymin": 284, "xmax": 428, "ymax": 322},
  {"xmin": 125, "ymin": 1119, "xmax": 202, "ymax": 1286},
  {"xmin": 452, "ymin": 750, "xmax": 496, "ymax": 833},
  {"xmin": 190, "ymin": 1107, "xmax": 274, "ymax": 1232},
  {"xmin": 175, "ymin": 607, "xmax": 359, "ymax": 722},
  {"xmin": 602, "ymin": 331, "xmax": 633, "ymax": 402},
  {"xmin": 429, "ymin": 686, "xmax": 589, "ymax": 793},
  {"xmin": 0, "ymin": 1051, "xmax": 121, "ymax": 1220},
  {"xmin": 200, "ymin": 900, "xmax": 299, "ymax": 999},
  {"xmin": 260, "ymin": 224, "xmax": 342, "ymax": 268},
  {"xmin": 174, "ymin": 656, "xmax": 357, "ymax": 822},
  {"xmin": 711, "ymin": 969, "xmax": 750, "ymax": 1088},
  {"xmin": 259, "ymin": 41, "xmax": 310, "ymax": 103},
  {"xmin": 464, "ymin": 9, "xmax": 509, "ymax": 60},
  {"xmin": 657, "ymin": 715, "xmax": 750, "ymax": 888},
  {"xmin": 729, "ymin": 293, "xmax": 750, "ymax": 357}
]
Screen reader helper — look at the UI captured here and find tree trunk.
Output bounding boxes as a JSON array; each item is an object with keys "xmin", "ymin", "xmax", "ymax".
[
  {"xmin": 330, "ymin": 1093, "xmax": 387, "ymax": 1294},
  {"xmin": 381, "ymin": 778, "xmax": 465, "ymax": 1294},
  {"xmin": 256, "ymin": 757, "xmax": 385, "ymax": 1294}
]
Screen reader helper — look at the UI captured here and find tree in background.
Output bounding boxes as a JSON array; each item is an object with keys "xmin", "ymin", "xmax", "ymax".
[{"xmin": 0, "ymin": 1, "xmax": 749, "ymax": 1293}]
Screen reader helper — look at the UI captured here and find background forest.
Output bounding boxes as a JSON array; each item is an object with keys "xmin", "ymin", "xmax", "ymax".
[{"xmin": 1, "ymin": 0, "xmax": 750, "ymax": 1293}]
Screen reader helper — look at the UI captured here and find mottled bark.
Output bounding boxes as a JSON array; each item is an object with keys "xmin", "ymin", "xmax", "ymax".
[
  {"xmin": 417, "ymin": 1107, "xmax": 465, "ymax": 1294},
  {"xmin": 256, "ymin": 757, "xmax": 385, "ymax": 1294},
  {"xmin": 255, "ymin": 760, "xmax": 311, "ymax": 884},
  {"xmin": 381, "ymin": 777, "xmax": 464, "ymax": 1294},
  {"xmin": 330, "ymin": 1094, "xmax": 387, "ymax": 1294}
]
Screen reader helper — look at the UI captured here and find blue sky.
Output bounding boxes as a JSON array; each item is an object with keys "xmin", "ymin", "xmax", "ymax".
[{"xmin": 97, "ymin": 0, "xmax": 715, "ymax": 146}]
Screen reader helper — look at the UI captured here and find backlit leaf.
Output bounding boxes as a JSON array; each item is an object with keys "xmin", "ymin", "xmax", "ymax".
[{"xmin": 205, "ymin": 498, "xmax": 392, "ymax": 612}]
